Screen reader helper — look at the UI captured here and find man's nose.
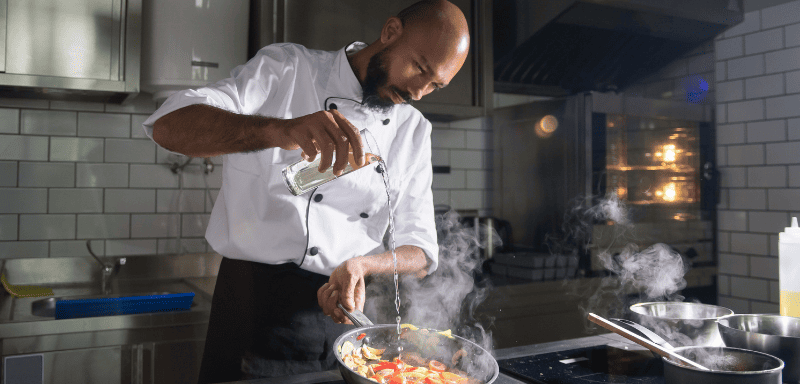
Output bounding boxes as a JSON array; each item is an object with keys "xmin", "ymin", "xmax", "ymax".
[
  {"xmin": 408, "ymin": 87, "xmax": 424, "ymax": 101},
  {"xmin": 409, "ymin": 83, "xmax": 433, "ymax": 101}
]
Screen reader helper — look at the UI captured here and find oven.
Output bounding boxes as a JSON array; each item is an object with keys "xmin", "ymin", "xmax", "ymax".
[{"xmin": 489, "ymin": 92, "xmax": 717, "ymax": 293}]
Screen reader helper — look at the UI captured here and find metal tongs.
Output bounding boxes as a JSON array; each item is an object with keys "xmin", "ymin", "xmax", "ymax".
[
  {"xmin": 588, "ymin": 313, "xmax": 711, "ymax": 371},
  {"xmin": 338, "ymin": 303, "xmax": 374, "ymax": 327}
]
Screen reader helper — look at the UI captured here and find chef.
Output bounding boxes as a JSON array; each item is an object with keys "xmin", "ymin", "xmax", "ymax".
[{"xmin": 141, "ymin": 0, "xmax": 470, "ymax": 382}]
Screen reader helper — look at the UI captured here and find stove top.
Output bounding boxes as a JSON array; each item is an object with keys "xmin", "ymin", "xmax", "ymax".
[{"xmin": 498, "ymin": 345, "xmax": 665, "ymax": 384}]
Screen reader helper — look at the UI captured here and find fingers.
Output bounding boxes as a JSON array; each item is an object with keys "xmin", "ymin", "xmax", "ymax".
[
  {"xmin": 291, "ymin": 128, "xmax": 319, "ymax": 162},
  {"xmin": 317, "ymin": 282, "xmax": 335, "ymax": 313},
  {"xmin": 317, "ymin": 112, "xmax": 351, "ymax": 176},
  {"xmin": 354, "ymin": 277, "xmax": 366, "ymax": 312},
  {"xmin": 329, "ymin": 110, "xmax": 365, "ymax": 167},
  {"xmin": 290, "ymin": 110, "xmax": 363, "ymax": 176},
  {"xmin": 340, "ymin": 274, "xmax": 359, "ymax": 312},
  {"xmin": 318, "ymin": 282, "xmax": 351, "ymax": 324},
  {"xmin": 333, "ymin": 305, "xmax": 353, "ymax": 325}
]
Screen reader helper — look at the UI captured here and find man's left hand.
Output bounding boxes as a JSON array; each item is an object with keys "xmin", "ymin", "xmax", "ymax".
[{"xmin": 317, "ymin": 257, "xmax": 366, "ymax": 324}]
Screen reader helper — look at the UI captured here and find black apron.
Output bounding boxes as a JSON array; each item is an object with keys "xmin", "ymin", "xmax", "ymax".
[{"xmin": 197, "ymin": 257, "xmax": 351, "ymax": 383}]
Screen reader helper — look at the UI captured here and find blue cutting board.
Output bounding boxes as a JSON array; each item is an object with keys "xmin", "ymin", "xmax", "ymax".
[{"xmin": 55, "ymin": 292, "xmax": 195, "ymax": 319}]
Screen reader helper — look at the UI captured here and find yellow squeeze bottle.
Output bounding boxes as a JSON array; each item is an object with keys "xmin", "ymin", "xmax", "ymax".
[{"xmin": 780, "ymin": 217, "xmax": 800, "ymax": 317}]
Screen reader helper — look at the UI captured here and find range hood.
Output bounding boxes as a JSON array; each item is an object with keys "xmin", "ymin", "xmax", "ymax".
[{"xmin": 493, "ymin": 0, "xmax": 744, "ymax": 96}]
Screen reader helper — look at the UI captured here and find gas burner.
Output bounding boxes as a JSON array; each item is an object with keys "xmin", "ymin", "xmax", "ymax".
[{"xmin": 498, "ymin": 345, "xmax": 665, "ymax": 383}]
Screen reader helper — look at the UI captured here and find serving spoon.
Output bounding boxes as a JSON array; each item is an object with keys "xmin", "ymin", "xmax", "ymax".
[{"xmin": 588, "ymin": 312, "xmax": 711, "ymax": 371}]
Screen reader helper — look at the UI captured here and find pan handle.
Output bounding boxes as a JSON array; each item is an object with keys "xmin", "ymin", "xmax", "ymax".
[
  {"xmin": 337, "ymin": 303, "xmax": 374, "ymax": 327},
  {"xmin": 609, "ymin": 318, "xmax": 675, "ymax": 350}
]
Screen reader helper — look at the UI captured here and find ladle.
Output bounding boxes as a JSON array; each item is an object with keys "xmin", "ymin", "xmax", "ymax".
[{"xmin": 588, "ymin": 312, "xmax": 711, "ymax": 371}]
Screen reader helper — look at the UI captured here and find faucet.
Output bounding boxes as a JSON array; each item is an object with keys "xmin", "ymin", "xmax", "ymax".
[{"xmin": 85, "ymin": 240, "xmax": 126, "ymax": 295}]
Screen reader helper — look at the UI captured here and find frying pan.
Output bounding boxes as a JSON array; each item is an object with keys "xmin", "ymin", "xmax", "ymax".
[{"xmin": 333, "ymin": 304, "xmax": 499, "ymax": 384}]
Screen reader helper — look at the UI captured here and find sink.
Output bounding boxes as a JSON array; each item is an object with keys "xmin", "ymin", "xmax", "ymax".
[{"xmin": 31, "ymin": 291, "xmax": 197, "ymax": 319}]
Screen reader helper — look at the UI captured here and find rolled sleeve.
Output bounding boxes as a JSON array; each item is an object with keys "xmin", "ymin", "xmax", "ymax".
[{"xmin": 391, "ymin": 120, "xmax": 439, "ymax": 274}]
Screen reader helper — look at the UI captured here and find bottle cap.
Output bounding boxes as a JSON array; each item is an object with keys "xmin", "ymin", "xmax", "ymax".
[{"xmin": 780, "ymin": 217, "xmax": 800, "ymax": 243}]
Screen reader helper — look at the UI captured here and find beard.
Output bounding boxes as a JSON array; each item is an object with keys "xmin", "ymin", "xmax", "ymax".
[{"xmin": 362, "ymin": 47, "xmax": 413, "ymax": 113}]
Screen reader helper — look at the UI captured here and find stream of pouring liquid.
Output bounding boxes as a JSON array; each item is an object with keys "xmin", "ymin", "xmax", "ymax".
[{"xmin": 377, "ymin": 160, "xmax": 402, "ymax": 336}]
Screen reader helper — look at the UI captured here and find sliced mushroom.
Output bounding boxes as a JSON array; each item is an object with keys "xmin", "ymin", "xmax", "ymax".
[{"xmin": 451, "ymin": 348, "xmax": 467, "ymax": 367}]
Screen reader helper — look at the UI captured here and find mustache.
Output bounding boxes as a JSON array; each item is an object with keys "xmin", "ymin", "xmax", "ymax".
[{"xmin": 390, "ymin": 86, "xmax": 413, "ymax": 104}]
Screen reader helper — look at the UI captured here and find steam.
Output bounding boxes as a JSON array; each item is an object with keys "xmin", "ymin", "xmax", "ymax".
[
  {"xmin": 599, "ymin": 243, "xmax": 687, "ymax": 300},
  {"xmin": 568, "ymin": 194, "xmax": 690, "ymax": 329},
  {"xmin": 363, "ymin": 210, "xmax": 498, "ymax": 377}
]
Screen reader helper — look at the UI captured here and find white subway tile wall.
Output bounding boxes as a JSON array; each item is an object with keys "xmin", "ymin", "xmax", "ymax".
[
  {"xmin": 0, "ymin": 109, "xmax": 20, "ymax": 134},
  {"xmin": 716, "ymin": 1, "xmax": 800, "ymax": 313},
  {"xmin": 430, "ymin": 117, "xmax": 493, "ymax": 214},
  {"xmin": 0, "ymin": 95, "xmax": 227, "ymax": 258}
]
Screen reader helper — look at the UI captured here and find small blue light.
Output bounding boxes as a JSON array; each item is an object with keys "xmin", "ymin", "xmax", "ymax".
[{"xmin": 685, "ymin": 75, "xmax": 708, "ymax": 104}]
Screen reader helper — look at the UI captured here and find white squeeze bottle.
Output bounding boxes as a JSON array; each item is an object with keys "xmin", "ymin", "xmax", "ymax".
[{"xmin": 780, "ymin": 217, "xmax": 800, "ymax": 317}]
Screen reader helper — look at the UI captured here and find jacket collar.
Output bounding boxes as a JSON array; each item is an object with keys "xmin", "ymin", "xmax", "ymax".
[{"xmin": 325, "ymin": 42, "xmax": 366, "ymax": 104}]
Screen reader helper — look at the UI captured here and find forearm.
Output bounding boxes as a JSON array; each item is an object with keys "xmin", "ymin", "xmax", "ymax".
[
  {"xmin": 356, "ymin": 245, "xmax": 430, "ymax": 278},
  {"xmin": 152, "ymin": 104, "xmax": 284, "ymax": 158}
]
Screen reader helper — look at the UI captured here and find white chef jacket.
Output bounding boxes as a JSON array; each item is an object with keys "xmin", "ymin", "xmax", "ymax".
[{"xmin": 142, "ymin": 42, "xmax": 439, "ymax": 276}]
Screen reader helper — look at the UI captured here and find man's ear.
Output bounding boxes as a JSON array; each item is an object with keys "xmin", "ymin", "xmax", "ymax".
[{"xmin": 381, "ymin": 17, "xmax": 403, "ymax": 44}]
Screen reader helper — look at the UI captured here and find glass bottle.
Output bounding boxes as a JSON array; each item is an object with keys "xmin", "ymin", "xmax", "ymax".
[{"xmin": 282, "ymin": 151, "xmax": 381, "ymax": 196}]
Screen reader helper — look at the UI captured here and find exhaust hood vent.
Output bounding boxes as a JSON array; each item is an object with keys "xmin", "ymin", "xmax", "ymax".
[{"xmin": 493, "ymin": 0, "xmax": 744, "ymax": 96}]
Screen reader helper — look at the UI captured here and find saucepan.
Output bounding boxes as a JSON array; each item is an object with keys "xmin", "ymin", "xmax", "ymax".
[
  {"xmin": 590, "ymin": 313, "xmax": 785, "ymax": 384},
  {"xmin": 663, "ymin": 346, "xmax": 784, "ymax": 384},
  {"xmin": 333, "ymin": 304, "xmax": 499, "ymax": 384},
  {"xmin": 718, "ymin": 314, "xmax": 800, "ymax": 383},
  {"xmin": 630, "ymin": 302, "xmax": 734, "ymax": 347}
]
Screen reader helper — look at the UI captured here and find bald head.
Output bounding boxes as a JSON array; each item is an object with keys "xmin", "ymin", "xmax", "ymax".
[
  {"xmin": 351, "ymin": 0, "xmax": 470, "ymax": 112},
  {"xmin": 397, "ymin": 0, "xmax": 469, "ymax": 31},
  {"xmin": 395, "ymin": 0, "xmax": 470, "ymax": 58}
]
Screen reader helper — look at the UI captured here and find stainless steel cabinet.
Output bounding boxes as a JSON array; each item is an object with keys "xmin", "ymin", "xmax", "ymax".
[
  {"xmin": 3, "ymin": 339, "xmax": 205, "ymax": 384},
  {"xmin": 4, "ymin": 346, "xmax": 128, "ymax": 384},
  {"xmin": 0, "ymin": 0, "xmax": 141, "ymax": 102},
  {"xmin": 146, "ymin": 340, "xmax": 204, "ymax": 384}
]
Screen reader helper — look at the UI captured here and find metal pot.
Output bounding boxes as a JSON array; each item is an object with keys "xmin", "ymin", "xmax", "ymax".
[
  {"xmin": 718, "ymin": 314, "xmax": 800, "ymax": 383},
  {"xmin": 663, "ymin": 346, "xmax": 784, "ymax": 384},
  {"xmin": 630, "ymin": 302, "xmax": 734, "ymax": 347},
  {"xmin": 333, "ymin": 305, "xmax": 499, "ymax": 384}
]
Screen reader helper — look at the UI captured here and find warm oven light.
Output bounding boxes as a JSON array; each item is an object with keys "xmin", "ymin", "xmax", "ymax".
[
  {"xmin": 653, "ymin": 144, "xmax": 678, "ymax": 163},
  {"xmin": 655, "ymin": 182, "xmax": 677, "ymax": 202},
  {"xmin": 663, "ymin": 145, "xmax": 676, "ymax": 162}
]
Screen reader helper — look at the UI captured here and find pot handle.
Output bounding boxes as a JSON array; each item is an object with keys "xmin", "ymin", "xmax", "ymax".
[{"xmin": 337, "ymin": 303, "xmax": 374, "ymax": 327}]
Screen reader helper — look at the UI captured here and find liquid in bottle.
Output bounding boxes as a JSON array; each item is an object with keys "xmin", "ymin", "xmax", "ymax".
[{"xmin": 282, "ymin": 152, "xmax": 380, "ymax": 196}]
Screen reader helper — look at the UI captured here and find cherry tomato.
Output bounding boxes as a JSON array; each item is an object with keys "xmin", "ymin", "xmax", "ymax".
[
  {"xmin": 428, "ymin": 360, "xmax": 446, "ymax": 372},
  {"xmin": 357, "ymin": 333, "xmax": 366, "ymax": 340}
]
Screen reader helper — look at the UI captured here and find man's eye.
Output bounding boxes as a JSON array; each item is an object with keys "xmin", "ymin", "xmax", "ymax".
[{"xmin": 417, "ymin": 64, "xmax": 424, "ymax": 73}]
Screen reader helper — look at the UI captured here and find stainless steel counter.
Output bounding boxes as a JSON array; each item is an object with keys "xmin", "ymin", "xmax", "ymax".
[
  {"xmin": 0, "ymin": 254, "xmax": 220, "ymax": 341},
  {"xmin": 0, "ymin": 253, "xmax": 221, "ymax": 384}
]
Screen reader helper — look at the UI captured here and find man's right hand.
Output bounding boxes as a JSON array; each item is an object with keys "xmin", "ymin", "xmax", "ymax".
[{"xmin": 272, "ymin": 109, "xmax": 365, "ymax": 176}]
